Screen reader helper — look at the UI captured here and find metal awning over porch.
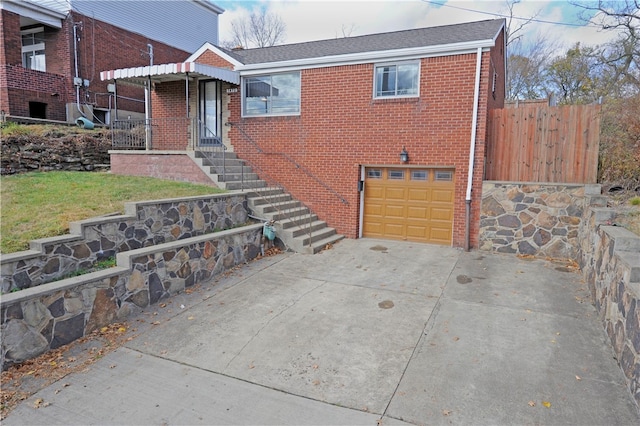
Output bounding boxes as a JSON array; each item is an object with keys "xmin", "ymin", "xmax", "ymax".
[{"xmin": 99, "ymin": 62, "xmax": 239, "ymax": 86}]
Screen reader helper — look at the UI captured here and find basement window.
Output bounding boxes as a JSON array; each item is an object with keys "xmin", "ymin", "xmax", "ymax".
[
  {"xmin": 242, "ymin": 72, "xmax": 300, "ymax": 116},
  {"xmin": 374, "ymin": 61, "xmax": 419, "ymax": 98},
  {"xmin": 21, "ymin": 27, "xmax": 46, "ymax": 72}
]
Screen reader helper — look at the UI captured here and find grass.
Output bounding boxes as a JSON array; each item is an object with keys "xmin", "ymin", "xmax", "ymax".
[{"xmin": 1, "ymin": 171, "xmax": 224, "ymax": 253}]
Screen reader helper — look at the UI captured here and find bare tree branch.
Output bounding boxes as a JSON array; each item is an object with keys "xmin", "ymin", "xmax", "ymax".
[{"xmin": 223, "ymin": 8, "xmax": 286, "ymax": 49}]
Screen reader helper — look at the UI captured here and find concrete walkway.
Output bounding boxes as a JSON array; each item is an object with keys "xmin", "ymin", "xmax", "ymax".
[{"xmin": 4, "ymin": 239, "xmax": 639, "ymax": 425}]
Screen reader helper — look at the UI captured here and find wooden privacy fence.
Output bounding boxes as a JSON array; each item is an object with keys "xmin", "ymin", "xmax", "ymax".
[{"xmin": 485, "ymin": 104, "xmax": 601, "ymax": 183}]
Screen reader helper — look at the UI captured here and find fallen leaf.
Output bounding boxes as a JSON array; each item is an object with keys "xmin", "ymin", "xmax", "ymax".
[
  {"xmin": 542, "ymin": 401, "xmax": 551, "ymax": 408},
  {"xmin": 453, "ymin": 336, "xmax": 460, "ymax": 341},
  {"xmin": 575, "ymin": 375, "xmax": 581, "ymax": 381},
  {"xmin": 442, "ymin": 409, "xmax": 452, "ymax": 416},
  {"xmin": 187, "ymin": 316, "xmax": 195, "ymax": 320},
  {"xmin": 49, "ymin": 361, "xmax": 57, "ymax": 367},
  {"xmin": 63, "ymin": 383, "xmax": 70, "ymax": 387},
  {"xmin": 159, "ymin": 303, "xmax": 167, "ymax": 308},
  {"xmin": 312, "ymin": 379, "xmax": 321, "ymax": 385},
  {"xmin": 248, "ymin": 363, "xmax": 255, "ymax": 369},
  {"xmin": 118, "ymin": 327, "xmax": 126, "ymax": 333},
  {"xmin": 312, "ymin": 364, "xmax": 319, "ymax": 369},
  {"xmin": 151, "ymin": 321, "xmax": 161, "ymax": 325},
  {"xmin": 528, "ymin": 401, "xmax": 536, "ymax": 407},
  {"xmin": 550, "ymin": 339, "xmax": 556, "ymax": 344},
  {"xmin": 33, "ymin": 398, "xmax": 43, "ymax": 408},
  {"xmin": 109, "ymin": 365, "xmax": 117, "ymax": 369}
]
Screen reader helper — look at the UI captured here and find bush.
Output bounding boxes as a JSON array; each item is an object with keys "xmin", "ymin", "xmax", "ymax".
[{"xmin": 598, "ymin": 95, "xmax": 640, "ymax": 190}]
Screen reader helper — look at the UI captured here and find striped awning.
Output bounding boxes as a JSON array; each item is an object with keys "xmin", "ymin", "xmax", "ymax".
[{"xmin": 99, "ymin": 62, "xmax": 239, "ymax": 86}]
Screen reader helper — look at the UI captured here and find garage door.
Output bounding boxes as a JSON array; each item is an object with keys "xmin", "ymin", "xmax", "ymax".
[{"xmin": 363, "ymin": 167, "xmax": 455, "ymax": 245}]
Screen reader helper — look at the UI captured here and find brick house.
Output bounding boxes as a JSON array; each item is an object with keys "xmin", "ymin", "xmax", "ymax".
[
  {"xmin": 102, "ymin": 19, "xmax": 506, "ymax": 251},
  {"xmin": 0, "ymin": 0, "xmax": 223, "ymax": 124}
]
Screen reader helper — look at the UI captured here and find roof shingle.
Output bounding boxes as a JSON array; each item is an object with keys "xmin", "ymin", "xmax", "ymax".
[{"xmin": 221, "ymin": 19, "xmax": 505, "ymax": 65}]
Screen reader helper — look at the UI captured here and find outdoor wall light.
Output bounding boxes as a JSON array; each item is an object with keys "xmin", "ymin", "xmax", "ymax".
[{"xmin": 400, "ymin": 147, "xmax": 409, "ymax": 163}]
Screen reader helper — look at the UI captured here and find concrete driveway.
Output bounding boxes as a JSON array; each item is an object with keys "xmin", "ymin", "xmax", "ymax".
[{"xmin": 4, "ymin": 239, "xmax": 639, "ymax": 425}]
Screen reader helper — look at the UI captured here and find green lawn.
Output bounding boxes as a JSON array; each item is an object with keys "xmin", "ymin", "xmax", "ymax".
[{"xmin": 0, "ymin": 171, "xmax": 223, "ymax": 253}]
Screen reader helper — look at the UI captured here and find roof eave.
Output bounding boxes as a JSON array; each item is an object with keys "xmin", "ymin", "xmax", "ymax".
[
  {"xmin": 236, "ymin": 38, "xmax": 498, "ymax": 73},
  {"xmin": 1, "ymin": 0, "xmax": 67, "ymax": 28},
  {"xmin": 99, "ymin": 62, "xmax": 240, "ymax": 86}
]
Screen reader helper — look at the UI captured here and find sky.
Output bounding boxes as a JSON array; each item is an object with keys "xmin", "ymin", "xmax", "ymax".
[{"xmin": 214, "ymin": 0, "xmax": 626, "ymax": 53}]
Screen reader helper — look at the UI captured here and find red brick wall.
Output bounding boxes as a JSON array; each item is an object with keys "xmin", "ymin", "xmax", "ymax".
[
  {"xmin": 1, "ymin": 9, "xmax": 190, "ymax": 121},
  {"xmin": 150, "ymin": 81, "xmax": 191, "ymax": 150},
  {"xmin": 194, "ymin": 50, "xmax": 235, "ymax": 69},
  {"xmin": 110, "ymin": 153, "xmax": 217, "ymax": 186},
  {"xmin": 0, "ymin": 10, "xmax": 21, "ymax": 65},
  {"xmin": 226, "ymin": 51, "xmax": 498, "ymax": 248}
]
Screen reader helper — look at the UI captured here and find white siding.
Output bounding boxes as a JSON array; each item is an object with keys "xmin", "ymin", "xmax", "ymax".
[{"xmin": 22, "ymin": 0, "xmax": 222, "ymax": 52}]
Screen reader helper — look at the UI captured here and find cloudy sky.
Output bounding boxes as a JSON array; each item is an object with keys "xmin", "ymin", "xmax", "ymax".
[{"xmin": 214, "ymin": 0, "xmax": 624, "ymax": 52}]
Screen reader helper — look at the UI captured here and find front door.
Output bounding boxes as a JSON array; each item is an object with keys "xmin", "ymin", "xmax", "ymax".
[{"xmin": 199, "ymin": 80, "xmax": 222, "ymax": 146}]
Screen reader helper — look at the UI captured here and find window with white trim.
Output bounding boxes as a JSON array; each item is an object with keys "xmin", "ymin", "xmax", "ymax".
[
  {"xmin": 243, "ymin": 72, "xmax": 300, "ymax": 116},
  {"xmin": 21, "ymin": 27, "xmax": 46, "ymax": 72},
  {"xmin": 374, "ymin": 61, "xmax": 419, "ymax": 98}
]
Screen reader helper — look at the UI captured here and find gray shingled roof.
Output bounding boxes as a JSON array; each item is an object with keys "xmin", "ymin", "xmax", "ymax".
[{"xmin": 221, "ymin": 19, "xmax": 504, "ymax": 65}]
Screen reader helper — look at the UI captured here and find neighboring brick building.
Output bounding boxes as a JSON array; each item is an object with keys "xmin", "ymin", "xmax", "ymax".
[
  {"xmin": 0, "ymin": 0, "xmax": 222, "ymax": 124},
  {"xmin": 102, "ymin": 19, "xmax": 506, "ymax": 250}
]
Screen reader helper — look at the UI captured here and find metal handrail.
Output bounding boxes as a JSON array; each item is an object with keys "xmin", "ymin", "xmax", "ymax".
[
  {"xmin": 236, "ymin": 154, "xmax": 315, "ymax": 249},
  {"xmin": 193, "ymin": 120, "xmax": 226, "ymax": 181}
]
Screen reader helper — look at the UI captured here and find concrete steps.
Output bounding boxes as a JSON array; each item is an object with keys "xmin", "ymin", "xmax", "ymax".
[{"xmin": 190, "ymin": 151, "xmax": 344, "ymax": 254}]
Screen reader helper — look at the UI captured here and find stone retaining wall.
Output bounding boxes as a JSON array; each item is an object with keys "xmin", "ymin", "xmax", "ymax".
[
  {"xmin": 479, "ymin": 182, "xmax": 600, "ymax": 258},
  {"xmin": 0, "ymin": 193, "xmax": 249, "ymax": 293},
  {"xmin": 0, "ymin": 132, "xmax": 111, "ymax": 175},
  {"xmin": 0, "ymin": 224, "xmax": 263, "ymax": 370},
  {"xmin": 579, "ymin": 208, "xmax": 640, "ymax": 406}
]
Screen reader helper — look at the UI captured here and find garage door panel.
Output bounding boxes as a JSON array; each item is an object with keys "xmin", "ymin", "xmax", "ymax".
[
  {"xmin": 363, "ymin": 167, "xmax": 454, "ymax": 245},
  {"xmin": 384, "ymin": 223, "xmax": 404, "ymax": 237},
  {"xmin": 407, "ymin": 206, "xmax": 428, "ymax": 219},
  {"xmin": 366, "ymin": 186, "xmax": 385, "ymax": 199},
  {"xmin": 432, "ymin": 189, "xmax": 454, "ymax": 202},
  {"xmin": 431, "ymin": 207, "xmax": 453, "ymax": 221},
  {"xmin": 430, "ymin": 227, "xmax": 453, "ymax": 243},
  {"xmin": 363, "ymin": 222, "xmax": 384, "ymax": 235},
  {"xmin": 385, "ymin": 187, "xmax": 406, "ymax": 200},
  {"xmin": 385, "ymin": 205, "xmax": 405, "ymax": 218},
  {"xmin": 407, "ymin": 188, "xmax": 428, "ymax": 201},
  {"xmin": 406, "ymin": 226, "xmax": 428, "ymax": 239}
]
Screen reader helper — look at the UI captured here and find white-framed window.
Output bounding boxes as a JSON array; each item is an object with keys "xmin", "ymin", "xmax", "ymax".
[
  {"xmin": 373, "ymin": 61, "xmax": 419, "ymax": 98},
  {"xmin": 21, "ymin": 27, "xmax": 46, "ymax": 72},
  {"xmin": 243, "ymin": 72, "xmax": 301, "ymax": 116}
]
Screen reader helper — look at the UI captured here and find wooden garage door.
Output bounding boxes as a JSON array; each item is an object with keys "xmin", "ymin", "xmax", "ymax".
[{"xmin": 363, "ymin": 168, "xmax": 455, "ymax": 245}]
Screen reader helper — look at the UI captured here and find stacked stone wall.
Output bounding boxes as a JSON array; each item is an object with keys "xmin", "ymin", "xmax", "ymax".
[
  {"xmin": 479, "ymin": 182, "xmax": 598, "ymax": 259},
  {"xmin": 0, "ymin": 193, "xmax": 249, "ymax": 293},
  {"xmin": 0, "ymin": 132, "xmax": 111, "ymax": 175},
  {"xmin": 579, "ymin": 208, "xmax": 640, "ymax": 407},
  {"xmin": 0, "ymin": 224, "xmax": 263, "ymax": 370}
]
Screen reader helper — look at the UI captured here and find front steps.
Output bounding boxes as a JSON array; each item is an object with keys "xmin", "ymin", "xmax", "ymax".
[{"xmin": 191, "ymin": 151, "xmax": 344, "ymax": 254}]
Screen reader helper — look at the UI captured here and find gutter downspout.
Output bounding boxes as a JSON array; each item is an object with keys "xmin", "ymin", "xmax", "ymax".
[
  {"xmin": 144, "ymin": 44, "xmax": 153, "ymax": 151},
  {"xmin": 465, "ymin": 47, "xmax": 483, "ymax": 252},
  {"xmin": 73, "ymin": 23, "xmax": 84, "ymax": 118}
]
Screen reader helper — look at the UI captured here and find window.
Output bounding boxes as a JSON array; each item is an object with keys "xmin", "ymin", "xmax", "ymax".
[
  {"xmin": 243, "ymin": 72, "xmax": 300, "ymax": 116},
  {"xmin": 374, "ymin": 62, "xmax": 419, "ymax": 98},
  {"xmin": 388, "ymin": 170, "xmax": 405, "ymax": 180},
  {"xmin": 411, "ymin": 170, "xmax": 428, "ymax": 181},
  {"xmin": 21, "ymin": 27, "xmax": 46, "ymax": 72},
  {"xmin": 367, "ymin": 169, "xmax": 382, "ymax": 179},
  {"xmin": 435, "ymin": 171, "xmax": 453, "ymax": 181}
]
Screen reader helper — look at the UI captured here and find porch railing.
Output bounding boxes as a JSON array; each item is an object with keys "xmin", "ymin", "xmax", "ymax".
[{"xmin": 110, "ymin": 118, "xmax": 197, "ymax": 150}]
